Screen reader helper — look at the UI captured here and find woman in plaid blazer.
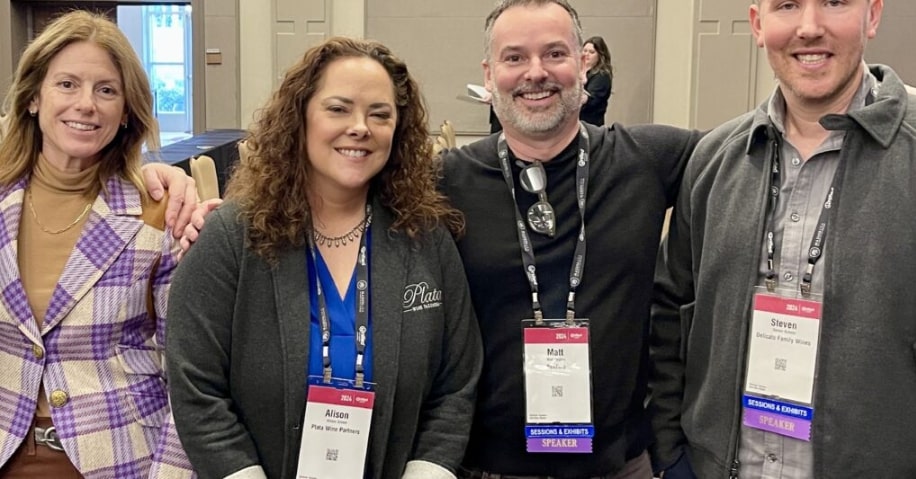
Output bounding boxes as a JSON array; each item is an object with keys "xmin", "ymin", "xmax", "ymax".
[{"xmin": 0, "ymin": 11, "xmax": 193, "ymax": 478}]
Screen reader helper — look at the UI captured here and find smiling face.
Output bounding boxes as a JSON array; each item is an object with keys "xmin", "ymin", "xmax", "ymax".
[
  {"xmin": 31, "ymin": 41, "xmax": 126, "ymax": 171},
  {"xmin": 751, "ymin": 0, "xmax": 883, "ymax": 112},
  {"xmin": 304, "ymin": 56, "xmax": 397, "ymax": 199},
  {"xmin": 483, "ymin": 2, "xmax": 585, "ymax": 140}
]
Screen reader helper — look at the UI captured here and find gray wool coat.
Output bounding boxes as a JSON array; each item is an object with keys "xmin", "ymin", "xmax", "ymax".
[{"xmin": 649, "ymin": 65, "xmax": 916, "ymax": 478}]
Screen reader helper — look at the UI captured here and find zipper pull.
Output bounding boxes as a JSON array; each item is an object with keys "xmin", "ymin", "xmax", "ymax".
[{"xmin": 729, "ymin": 459, "xmax": 740, "ymax": 479}]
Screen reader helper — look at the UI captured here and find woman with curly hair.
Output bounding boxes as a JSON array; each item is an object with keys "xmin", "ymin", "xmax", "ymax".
[{"xmin": 166, "ymin": 37, "xmax": 482, "ymax": 479}]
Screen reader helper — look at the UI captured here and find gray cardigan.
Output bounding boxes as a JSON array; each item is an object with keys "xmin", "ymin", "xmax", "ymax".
[
  {"xmin": 166, "ymin": 200, "xmax": 482, "ymax": 479},
  {"xmin": 650, "ymin": 65, "xmax": 916, "ymax": 478}
]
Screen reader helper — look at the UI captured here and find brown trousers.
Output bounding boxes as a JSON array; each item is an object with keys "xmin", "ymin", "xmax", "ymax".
[{"xmin": 0, "ymin": 417, "xmax": 83, "ymax": 479}]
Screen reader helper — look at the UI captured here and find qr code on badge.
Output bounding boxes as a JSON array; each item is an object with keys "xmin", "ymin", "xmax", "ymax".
[
  {"xmin": 552, "ymin": 385, "xmax": 563, "ymax": 398},
  {"xmin": 326, "ymin": 448, "xmax": 339, "ymax": 462},
  {"xmin": 775, "ymin": 358, "xmax": 787, "ymax": 371}
]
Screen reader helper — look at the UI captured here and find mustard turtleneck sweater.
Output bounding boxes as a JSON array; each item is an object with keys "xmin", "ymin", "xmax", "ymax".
[{"xmin": 19, "ymin": 155, "xmax": 100, "ymax": 417}]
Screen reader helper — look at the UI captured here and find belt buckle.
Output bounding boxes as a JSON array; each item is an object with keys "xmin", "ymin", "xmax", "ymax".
[{"xmin": 34, "ymin": 425, "xmax": 65, "ymax": 452}]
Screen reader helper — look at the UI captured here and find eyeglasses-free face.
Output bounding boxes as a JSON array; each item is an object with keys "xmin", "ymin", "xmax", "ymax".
[{"xmin": 518, "ymin": 160, "xmax": 555, "ymax": 237}]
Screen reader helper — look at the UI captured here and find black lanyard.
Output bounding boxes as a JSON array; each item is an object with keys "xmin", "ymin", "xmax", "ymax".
[
  {"xmin": 763, "ymin": 138, "xmax": 845, "ymax": 296},
  {"xmin": 308, "ymin": 204, "xmax": 372, "ymax": 387},
  {"xmin": 498, "ymin": 124, "xmax": 590, "ymax": 323}
]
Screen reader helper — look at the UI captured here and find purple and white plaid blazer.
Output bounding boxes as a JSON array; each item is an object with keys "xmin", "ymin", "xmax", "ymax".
[{"xmin": 0, "ymin": 175, "xmax": 194, "ymax": 478}]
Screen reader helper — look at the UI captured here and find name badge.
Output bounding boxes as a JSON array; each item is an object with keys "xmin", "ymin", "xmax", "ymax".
[
  {"xmin": 296, "ymin": 378, "xmax": 375, "ymax": 479},
  {"xmin": 742, "ymin": 292, "xmax": 822, "ymax": 441},
  {"xmin": 522, "ymin": 320, "xmax": 593, "ymax": 453}
]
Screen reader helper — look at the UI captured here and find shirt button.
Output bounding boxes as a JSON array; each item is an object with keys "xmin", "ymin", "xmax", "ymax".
[
  {"xmin": 790, "ymin": 212, "xmax": 800, "ymax": 222},
  {"xmin": 791, "ymin": 157, "xmax": 801, "ymax": 167},
  {"xmin": 784, "ymin": 272, "xmax": 794, "ymax": 281},
  {"xmin": 49, "ymin": 390, "xmax": 69, "ymax": 408},
  {"xmin": 767, "ymin": 453, "xmax": 779, "ymax": 463},
  {"xmin": 31, "ymin": 345, "xmax": 44, "ymax": 359}
]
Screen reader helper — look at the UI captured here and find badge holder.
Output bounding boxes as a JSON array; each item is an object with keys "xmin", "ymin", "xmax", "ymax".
[
  {"xmin": 522, "ymin": 318, "xmax": 594, "ymax": 453},
  {"xmin": 741, "ymin": 286, "xmax": 823, "ymax": 441},
  {"xmin": 295, "ymin": 376, "xmax": 376, "ymax": 479}
]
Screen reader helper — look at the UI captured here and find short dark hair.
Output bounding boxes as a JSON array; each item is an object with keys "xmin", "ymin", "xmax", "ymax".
[{"xmin": 484, "ymin": 0, "xmax": 584, "ymax": 60}]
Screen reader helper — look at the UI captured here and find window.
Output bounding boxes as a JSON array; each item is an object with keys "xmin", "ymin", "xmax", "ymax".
[{"xmin": 118, "ymin": 4, "xmax": 193, "ymax": 146}]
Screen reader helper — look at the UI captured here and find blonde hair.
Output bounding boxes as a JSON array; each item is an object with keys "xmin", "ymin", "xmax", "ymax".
[{"xmin": 0, "ymin": 10, "xmax": 159, "ymax": 196}]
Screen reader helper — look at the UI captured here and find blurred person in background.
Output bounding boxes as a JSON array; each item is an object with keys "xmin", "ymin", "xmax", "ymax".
[{"xmin": 580, "ymin": 35, "xmax": 613, "ymax": 126}]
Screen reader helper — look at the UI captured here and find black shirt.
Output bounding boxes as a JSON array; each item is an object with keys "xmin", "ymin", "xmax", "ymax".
[{"xmin": 442, "ymin": 123, "xmax": 700, "ymax": 477}]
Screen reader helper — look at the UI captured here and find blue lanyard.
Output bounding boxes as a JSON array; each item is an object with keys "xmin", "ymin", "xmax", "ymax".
[{"xmin": 308, "ymin": 204, "xmax": 372, "ymax": 387}]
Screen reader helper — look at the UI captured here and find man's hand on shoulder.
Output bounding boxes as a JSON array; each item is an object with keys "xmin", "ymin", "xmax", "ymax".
[
  {"xmin": 177, "ymin": 198, "xmax": 222, "ymax": 260},
  {"xmin": 141, "ymin": 163, "xmax": 198, "ymax": 238}
]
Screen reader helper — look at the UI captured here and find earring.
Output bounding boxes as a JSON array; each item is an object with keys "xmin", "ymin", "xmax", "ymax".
[
  {"xmin": 28, "ymin": 108, "xmax": 37, "ymax": 117},
  {"xmin": 121, "ymin": 122, "xmax": 128, "ymax": 129}
]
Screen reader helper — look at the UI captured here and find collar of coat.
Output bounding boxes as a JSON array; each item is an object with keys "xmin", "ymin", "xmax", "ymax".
[{"xmin": 746, "ymin": 64, "xmax": 909, "ymax": 155}]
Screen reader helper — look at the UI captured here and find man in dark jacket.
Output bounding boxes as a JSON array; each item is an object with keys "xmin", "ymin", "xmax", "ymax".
[
  {"xmin": 650, "ymin": 1, "xmax": 916, "ymax": 478},
  {"xmin": 449, "ymin": 1, "xmax": 699, "ymax": 478}
]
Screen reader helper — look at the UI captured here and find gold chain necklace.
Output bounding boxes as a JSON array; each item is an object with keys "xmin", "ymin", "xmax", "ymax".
[
  {"xmin": 312, "ymin": 212, "xmax": 372, "ymax": 248},
  {"xmin": 27, "ymin": 190, "xmax": 92, "ymax": 235}
]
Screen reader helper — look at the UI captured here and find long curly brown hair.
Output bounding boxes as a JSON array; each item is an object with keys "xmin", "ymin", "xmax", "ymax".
[{"xmin": 225, "ymin": 37, "xmax": 463, "ymax": 261}]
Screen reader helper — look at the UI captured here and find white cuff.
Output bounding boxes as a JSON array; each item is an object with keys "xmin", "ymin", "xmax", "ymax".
[
  {"xmin": 402, "ymin": 460, "xmax": 456, "ymax": 479},
  {"xmin": 224, "ymin": 465, "xmax": 268, "ymax": 479}
]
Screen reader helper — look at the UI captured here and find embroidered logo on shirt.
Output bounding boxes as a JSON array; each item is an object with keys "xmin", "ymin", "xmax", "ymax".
[{"xmin": 403, "ymin": 282, "xmax": 442, "ymax": 313}]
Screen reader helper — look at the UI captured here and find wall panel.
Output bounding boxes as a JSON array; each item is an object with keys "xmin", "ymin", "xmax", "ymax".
[
  {"xmin": 273, "ymin": 0, "xmax": 329, "ymax": 78},
  {"xmin": 691, "ymin": 0, "xmax": 758, "ymax": 130},
  {"xmin": 861, "ymin": 3, "xmax": 916, "ymax": 86}
]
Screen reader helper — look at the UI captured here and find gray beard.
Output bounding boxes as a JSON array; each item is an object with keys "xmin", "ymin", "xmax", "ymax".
[{"xmin": 491, "ymin": 82, "xmax": 582, "ymax": 135}]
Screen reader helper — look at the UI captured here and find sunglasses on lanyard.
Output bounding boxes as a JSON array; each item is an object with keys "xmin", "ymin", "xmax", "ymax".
[{"xmin": 518, "ymin": 161, "xmax": 556, "ymax": 237}]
